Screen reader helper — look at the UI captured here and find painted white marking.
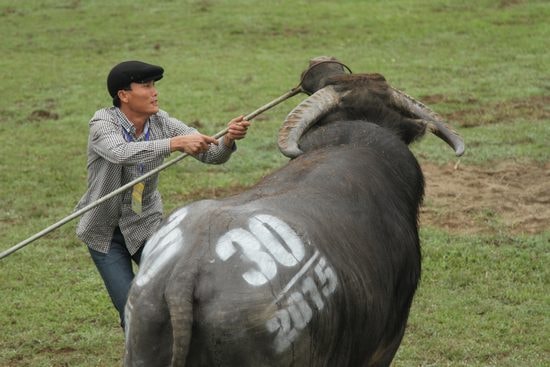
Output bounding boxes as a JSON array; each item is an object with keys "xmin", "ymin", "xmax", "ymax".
[
  {"xmin": 135, "ymin": 208, "xmax": 188, "ymax": 287},
  {"xmin": 135, "ymin": 228, "xmax": 182, "ymax": 287},
  {"xmin": 216, "ymin": 228, "xmax": 277, "ymax": 286},
  {"xmin": 287, "ymin": 291, "xmax": 312, "ymax": 329},
  {"xmin": 315, "ymin": 257, "xmax": 338, "ymax": 297},
  {"xmin": 124, "ymin": 300, "xmax": 133, "ymax": 347},
  {"xmin": 141, "ymin": 207, "xmax": 188, "ymax": 259},
  {"xmin": 266, "ymin": 309, "xmax": 296, "ymax": 353},
  {"xmin": 213, "ymin": 214, "xmax": 340, "ymax": 353},
  {"xmin": 302, "ymin": 276, "xmax": 325, "ymax": 310},
  {"xmin": 250, "ymin": 214, "xmax": 305, "ymax": 266},
  {"xmin": 215, "ymin": 229, "xmax": 239, "ymax": 261},
  {"xmin": 267, "ymin": 253, "xmax": 339, "ymax": 353},
  {"xmin": 273, "ymin": 250, "xmax": 320, "ymax": 303}
]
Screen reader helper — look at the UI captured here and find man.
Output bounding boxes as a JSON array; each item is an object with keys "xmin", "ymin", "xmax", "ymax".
[{"xmin": 75, "ymin": 60, "xmax": 250, "ymax": 327}]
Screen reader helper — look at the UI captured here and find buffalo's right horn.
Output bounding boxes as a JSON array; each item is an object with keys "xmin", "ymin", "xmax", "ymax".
[{"xmin": 278, "ymin": 85, "xmax": 345, "ymax": 158}]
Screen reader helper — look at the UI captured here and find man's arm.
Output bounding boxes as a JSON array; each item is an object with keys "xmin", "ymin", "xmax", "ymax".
[
  {"xmin": 90, "ymin": 117, "xmax": 171, "ymax": 165},
  {"xmin": 162, "ymin": 112, "xmax": 250, "ymax": 163}
]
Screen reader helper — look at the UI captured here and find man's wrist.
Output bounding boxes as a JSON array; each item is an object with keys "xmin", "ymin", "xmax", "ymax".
[{"xmin": 223, "ymin": 135, "xmax": 234, "ymax": 148}]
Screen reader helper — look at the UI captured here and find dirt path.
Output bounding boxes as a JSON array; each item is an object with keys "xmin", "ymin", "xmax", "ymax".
[
  {"xmin": 421, "ymin": 160, "xmax": 550, "ymax": 234},
  {"xmin": 182, "ymin": 161, "xmax": 549, "ymax": 235}
]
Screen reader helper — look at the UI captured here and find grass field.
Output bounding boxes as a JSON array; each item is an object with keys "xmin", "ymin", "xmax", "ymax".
[{"xmin": 1, "ymin": 0, "xmax": 548, "ymax": 366}]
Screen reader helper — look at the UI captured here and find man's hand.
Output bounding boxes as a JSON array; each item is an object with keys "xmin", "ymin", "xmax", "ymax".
[
  {"xmin": 223, "ymin": 115, "xmax": 250, "ymax": 147},
  {"xmin": 170, "ymin": 134, "xmax": 219, "ymax": 155}
]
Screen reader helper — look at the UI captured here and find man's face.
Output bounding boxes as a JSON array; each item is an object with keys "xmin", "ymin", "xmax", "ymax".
[{"xmin": 119, "ymin": 80, "xmax": 159, "ymax": 116}]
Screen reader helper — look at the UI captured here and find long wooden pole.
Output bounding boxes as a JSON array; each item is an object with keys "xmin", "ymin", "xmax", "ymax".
[{"xmin": 0, "ymin": 87, "xmax": 302, "ymax": 260}]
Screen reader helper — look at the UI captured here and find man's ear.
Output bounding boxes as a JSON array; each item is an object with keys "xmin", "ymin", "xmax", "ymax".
[{"xmin": 118, "ymin": 89, "xmax": 130, "ymax": 104}]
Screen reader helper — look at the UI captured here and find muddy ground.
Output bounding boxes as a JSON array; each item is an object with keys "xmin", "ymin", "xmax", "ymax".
[
  {"xmin": 183, "ymin": 160, "xmax": 548, "ymax": 235},
  {"xmin": 184, "ymin": 95, "xmax": 549, "ymax": 235},
  {"xmin": 421, "ymin": 160, "xmax": 549, "ymax": 234},
  {"xmin": 420, "ymin": 94, "xmax": 549, "ymax": 235}
]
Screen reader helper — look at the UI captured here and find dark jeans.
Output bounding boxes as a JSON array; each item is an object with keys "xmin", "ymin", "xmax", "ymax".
[{"xmin": 88, "ymin": 227, "xmax": 143, "ymax": 328}]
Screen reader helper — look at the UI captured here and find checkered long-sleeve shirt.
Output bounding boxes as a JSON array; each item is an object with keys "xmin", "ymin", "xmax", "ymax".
[{"xmin": 75, "ymin": 107, "xmax": 235, "ymax": 254}]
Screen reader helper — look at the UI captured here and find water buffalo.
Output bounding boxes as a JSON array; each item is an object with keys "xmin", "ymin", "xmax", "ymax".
[{"xmin": 124, "ymin": 56, "xmax": 464, "ymax": 366}]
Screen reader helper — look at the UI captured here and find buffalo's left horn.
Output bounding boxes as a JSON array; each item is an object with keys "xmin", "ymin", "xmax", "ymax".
[
  {"xmin": 278, "ymin": 85, "xmax": 346, "ymax": 158},
  {"xmin": 390, "ymin": 87, "xmax": 465, "ymax": 156}
]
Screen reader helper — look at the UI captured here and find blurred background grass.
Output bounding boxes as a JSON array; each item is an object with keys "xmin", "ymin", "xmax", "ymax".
[{"xmin": 0, "ymin": 0, "xmax": 548, "ymax": 365}]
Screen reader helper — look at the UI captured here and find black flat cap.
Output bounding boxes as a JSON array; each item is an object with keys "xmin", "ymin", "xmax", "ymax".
[{"xmin": 107, "ymin": 60, "xmax": 164, "ymax": 98}]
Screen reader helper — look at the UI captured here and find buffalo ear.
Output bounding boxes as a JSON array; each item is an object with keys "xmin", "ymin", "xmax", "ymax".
[{"xmin": 278, "ymin": 86, "xmax": 344, "ymax": 158}]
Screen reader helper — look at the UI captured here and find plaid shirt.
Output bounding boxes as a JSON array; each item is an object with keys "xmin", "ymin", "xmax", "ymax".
[{"xmin": 76, "ymin": 107, "xmax": 235, "ymax": 254}]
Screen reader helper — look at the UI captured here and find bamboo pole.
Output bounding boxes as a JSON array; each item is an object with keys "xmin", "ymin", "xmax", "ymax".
[{"xmin": 0, "ymin": 87, "xmax": 302, "ymax": 260}]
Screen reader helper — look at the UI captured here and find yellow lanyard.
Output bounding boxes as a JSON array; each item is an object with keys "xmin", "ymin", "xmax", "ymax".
[{"xmin": 123, "ymin": 127, "xmax": 150, "ymax": 215}]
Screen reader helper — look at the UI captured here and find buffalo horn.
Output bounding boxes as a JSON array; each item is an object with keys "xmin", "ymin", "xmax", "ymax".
[
  {"xmin": 390, "ymin": 87, "xmax": 465, "ymax": 156},
  {"xmin": 278, "ymin": 85, "xmax": 344, "ymax": 158},
  {"xmin": 424, "ymin": 120, "xmax": 465, "ymax": 156}
]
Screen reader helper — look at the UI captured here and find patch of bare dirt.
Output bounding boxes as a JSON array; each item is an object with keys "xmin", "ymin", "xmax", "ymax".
[
  {"xmin": 28, "ymin": 109, "xmax": 59, "ymax": 122},
  {"xmin": 181, "ymin": 161, "xmax": 549, "ymax": 235},
  {"xmin": 498, "ymin": 0, "xmax": 526, "ymax": 9},
  {"xmin": 421, "ymin": 160, "xmax": 550, "ymax": 234},
  {"xmin": 175, "ymin": 184, "xmax": 250, "ymax": 203},
  {"xmin": 441, "ymin": 95, "xmax": 548, "ymax": 128}
]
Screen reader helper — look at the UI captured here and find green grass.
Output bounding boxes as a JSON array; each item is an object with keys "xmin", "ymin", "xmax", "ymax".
[
  {"xmin": 1, "ymin": 0, "xmax": 549, "ymax": 365},
  {"xmin": 395, "ymin": 230, "xmax": 549, "ymax": 366}
]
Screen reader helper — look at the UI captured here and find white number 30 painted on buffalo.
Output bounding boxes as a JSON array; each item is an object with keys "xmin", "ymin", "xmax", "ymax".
[{"xmin": 216, "ymin": 214, "xmax": 306, "ymax": 286}]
